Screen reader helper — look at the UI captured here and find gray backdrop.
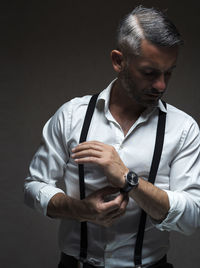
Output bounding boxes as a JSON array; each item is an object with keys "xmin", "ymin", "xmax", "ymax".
[{"xmin": 2, "ymin": 0, "xmax": 200, "ymax": 267}]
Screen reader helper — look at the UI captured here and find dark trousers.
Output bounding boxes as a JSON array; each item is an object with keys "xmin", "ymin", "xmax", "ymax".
[
  {"xmin": 58, "ymin": 253, "xmax": 98, "ymax": 268},
  {"xmin": 58, "ymin": 253, "xmax": 174, "ymax": 268}
]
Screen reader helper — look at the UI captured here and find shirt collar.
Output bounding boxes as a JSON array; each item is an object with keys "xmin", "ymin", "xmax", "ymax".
[
  {"xmin": 97, "ymin": 79, "xmax": 116, "ymax": 114},
  {"xmin": 158, "ymin": 99, "xmax": 167, "ymax": 113},
  {"xmin": 96, "ymin": 79, "xmax": 167, "ymax": 115}
]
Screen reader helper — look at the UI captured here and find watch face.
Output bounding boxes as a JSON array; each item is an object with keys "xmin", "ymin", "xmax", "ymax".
[
  {"xmin": 120, "ymin": 171, "xmax": 139, "ymax": 193},
  {"xmin": 127, "ymin": 171, "xmax": 138, "ymax": 186}
]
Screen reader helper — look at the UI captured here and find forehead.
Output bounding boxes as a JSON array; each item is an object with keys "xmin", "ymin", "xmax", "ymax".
[{"xmin": 133, "ymin": 39, "xmax": 179, "ymax": 71}]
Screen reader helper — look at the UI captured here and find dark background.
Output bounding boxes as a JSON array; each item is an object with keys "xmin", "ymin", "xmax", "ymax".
[{"xmin": 2, "ymin": 0, "xmax": 200, "ymax": 267}]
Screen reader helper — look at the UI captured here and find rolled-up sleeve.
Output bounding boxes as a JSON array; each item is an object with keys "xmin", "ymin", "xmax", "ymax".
[
  {"xmin": 24, "ymin": 102, "xmax": 72, "ymax": 216},
  {"xmin": 154, "ymin": 118, "xmax": 200, "ymax": 234}
]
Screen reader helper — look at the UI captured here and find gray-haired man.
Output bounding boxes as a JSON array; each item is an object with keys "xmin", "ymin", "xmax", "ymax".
[{"xmin": 24, "ymin": 6, "xmax": 200, "ymax": 268}]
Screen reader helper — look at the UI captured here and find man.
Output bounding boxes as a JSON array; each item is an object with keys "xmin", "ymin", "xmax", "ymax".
[{"xmin": 24, "ymin": 6, "xmax": 200, "ymax": 268}]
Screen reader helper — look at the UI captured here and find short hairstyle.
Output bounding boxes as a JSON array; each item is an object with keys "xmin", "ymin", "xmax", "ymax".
[{"xmin": 117, "ymin": 6, "xmax": 183, "ymax": 56}]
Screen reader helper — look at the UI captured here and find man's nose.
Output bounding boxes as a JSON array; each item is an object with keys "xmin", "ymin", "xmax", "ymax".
[{"xmin": 152, "ymin": 74, "xmax": 166, "ymax": 92}]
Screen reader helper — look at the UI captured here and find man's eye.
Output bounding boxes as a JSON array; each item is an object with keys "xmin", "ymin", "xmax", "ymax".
[
  {"xmin": 143, "ymin": 72, "xmax": 156, "ymax": 78},
  {"xmin": 145, "ymin": 72, "xmax": 154, "ymax": 76},
  {"xmin": 141, "ymin": 70, "xmax": 152, "ymax": 75}
]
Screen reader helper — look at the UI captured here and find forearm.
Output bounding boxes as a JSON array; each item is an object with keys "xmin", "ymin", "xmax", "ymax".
[
  {"xmin": 47, "ymin": 193, "xmax": 87, "ymax": 221},
  {"xmin": 47, "ymin": 187, "xmax": 129, "ymax": 227},
  {"xmin": 129, "ymin": 178, "xmax": 170, "ymax": 222}
]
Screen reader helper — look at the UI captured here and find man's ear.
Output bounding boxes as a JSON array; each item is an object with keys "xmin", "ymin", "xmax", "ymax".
[{"xmin": 111, "ymin": 50, "xmax": 126, "ymax": 73}]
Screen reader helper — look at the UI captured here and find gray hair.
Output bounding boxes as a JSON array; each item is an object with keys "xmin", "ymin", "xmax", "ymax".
[{"xmin": 117, "ymin": 6, "xmax": 183, "ymax": 56}]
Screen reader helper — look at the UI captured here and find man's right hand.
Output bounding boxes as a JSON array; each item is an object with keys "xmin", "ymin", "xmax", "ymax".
[
  {"xmin": 82, "ymin": 186, "xmax": 129, "ymax": 226},
  {"xmin": 47, "ymin": 186, "xmax": 129, "ymax": 227}
]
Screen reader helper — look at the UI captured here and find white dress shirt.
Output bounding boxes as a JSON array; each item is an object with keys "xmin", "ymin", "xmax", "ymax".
[{"xmin": 24, "ymin": 80, "xmax": 200, "ymax": 267}]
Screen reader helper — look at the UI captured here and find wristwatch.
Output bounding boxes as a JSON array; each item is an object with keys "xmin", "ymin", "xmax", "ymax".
[{"xmin": 120, "ymin": 171, "xmax": 139, "ymax": 193}]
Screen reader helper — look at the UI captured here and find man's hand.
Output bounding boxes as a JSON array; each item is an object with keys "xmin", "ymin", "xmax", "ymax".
[
  {"xmin": 82, "ymin": 186, "xmax": 129, "ymax": 227},
  {"xmin": 71, "ymin": 141, "xmax": 169, "ymax": 222},
  {"xmin": 47, "ymin": 186, "xmax": 129, "ymax": 227},
  {"xmin": 72, "ymin": 141, "xmax": 128, "ymax": 188}
]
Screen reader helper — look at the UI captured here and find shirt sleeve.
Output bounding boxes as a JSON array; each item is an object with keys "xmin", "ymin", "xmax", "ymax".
[
  {"xmin": 24, "ymin": 102, "xmax": 72, "ymax": 216},
  {"xmin": 153, "ymin": 118, "xmax": 200, "ymax": 234}
]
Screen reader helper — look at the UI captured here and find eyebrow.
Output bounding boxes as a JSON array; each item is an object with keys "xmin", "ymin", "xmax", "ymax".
[{"xmin": 141, "ymin": 65, "xmax": 177, "ymax": 73}]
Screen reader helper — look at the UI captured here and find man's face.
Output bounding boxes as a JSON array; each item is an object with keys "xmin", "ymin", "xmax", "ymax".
[{"xmin": 119, "ymin": 39, "xmax": 178, "ymax": 108}]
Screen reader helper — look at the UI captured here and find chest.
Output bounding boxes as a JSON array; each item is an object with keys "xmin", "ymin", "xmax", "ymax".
[
  {"xmin": 115, "ymin": 117, "xmax": 137, "ymax": 136},
  {"xmin": 109, "ymin": 109, "xmax": 140, "ymax": 137},
  {"xmin": 68, "ymin": 109, "xmax": 172, "ymax": 175},
  {"xmin": 66, "ymin": 114, "xmax": 172, "ymax": 198}
]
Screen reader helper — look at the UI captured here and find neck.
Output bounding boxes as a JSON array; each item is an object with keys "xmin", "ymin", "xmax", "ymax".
[{"xmin": 109, "ymin": 79, "xmax": 145, "ymax": 120}]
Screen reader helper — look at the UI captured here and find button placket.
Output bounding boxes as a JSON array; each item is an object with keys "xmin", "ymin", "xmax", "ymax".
[{"xmin": 113, "ymin": 123, "xmax": 125, "ymax": 152}]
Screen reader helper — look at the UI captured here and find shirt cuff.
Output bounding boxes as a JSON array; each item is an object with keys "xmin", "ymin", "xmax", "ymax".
[
  {"xmin": 151, "ymin": 190, "xmax": 185, "ymax": 232},
  {"xmin": 36, "ymin": 185, "xmax": 65, "ymax": 216}
]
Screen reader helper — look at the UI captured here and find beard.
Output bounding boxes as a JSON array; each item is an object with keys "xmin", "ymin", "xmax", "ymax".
[{"xmin": 119, "ymin": 67, "xmax": 162, "ymax": 108}]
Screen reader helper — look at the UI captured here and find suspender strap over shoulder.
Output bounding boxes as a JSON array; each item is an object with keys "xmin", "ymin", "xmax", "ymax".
[
  {"xmin": 134, "ymin": 102, "xmax": 167, "ymax": 267},
  {"xmin": 78, "ymin": 93, "xmax": 99, "ymax": 261}
]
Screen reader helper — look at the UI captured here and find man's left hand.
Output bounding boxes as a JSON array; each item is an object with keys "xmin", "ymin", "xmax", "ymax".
[{"xmin": 72, "ymin": 141, "xmax": 128, "ymax": 188}]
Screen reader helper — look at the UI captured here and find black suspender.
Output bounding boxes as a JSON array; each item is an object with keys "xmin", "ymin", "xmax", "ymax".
[
  {"xmin": 78, "ymin": 93, "xmax": 99, "ymax": 262},
  {"xmin": 78, "ymin": 94, "xmax": 167, "ymax": 266},
  {"xmin": 134, "ymin": 103, "xmax": 166, "ymax": 268}
]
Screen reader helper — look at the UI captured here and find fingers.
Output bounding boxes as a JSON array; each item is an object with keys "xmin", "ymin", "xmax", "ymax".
[
  {"xmin": 101, "ymin": 191, "xmax": 129, "ymax": 214},
  {"xmin": 93, "ymin": 187, "xmax": 121, "ymax": 213},
  {"xmin": 72, "ymin": 141, "xmax": 104, "ymax": 153},
  {"xmin": 85, "ymin": 188, "xmax": 129, "ymax": 227},
  {"xmin": 72, "ymin": 150, "xmax": 101, "ymax": 159},
  {"xmin": 101, "ymin": 194, "xmax": 129, "ymax": 226},
  {"xmin": 71, "ymin": 150, "xmax": 101, "ymax": 164},
  {"xmin": 111, "ymin": 192, "xmax": 129, "ymax": 215},
  {"xmin": 120, "ymin": 194, "xmax": 129, "ymax": 211},
  {"xmin": 88, "ymin": 187, "xmax": 128, "ymax": 212},
  {"xmin": 71, "ymin": 141, "xmax": 126, "ymax": 189},
  {"xmin": 71, "ymin": 141, "xmax": 106, "ymax": 164}
]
